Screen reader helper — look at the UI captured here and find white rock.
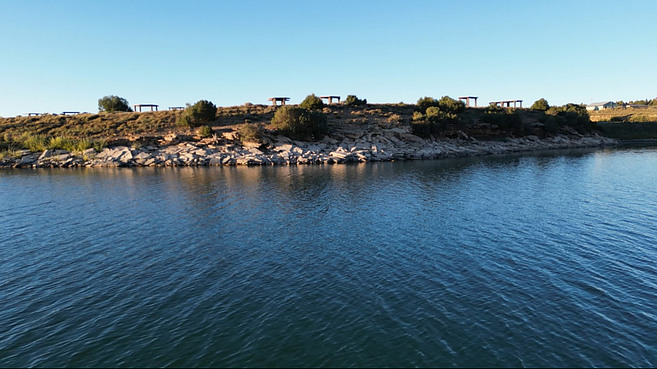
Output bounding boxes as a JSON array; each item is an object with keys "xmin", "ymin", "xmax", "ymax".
[{"xmin": 38, "ymin": 150, "xmax": 53, "ymax": 160}]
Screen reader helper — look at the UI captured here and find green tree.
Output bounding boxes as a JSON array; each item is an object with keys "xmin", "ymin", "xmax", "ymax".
[
  {"xmin": 437, "ymin": 96, "xmax": 465, "ymax": 114},
  {"xmin": 531, "ymin": 98, "xmax": 550, "ymax": 111},
  {"xmin": 177, "ymin": 100, "xmax": 217, "ymax": 128},
  {"xmin": 98, "ymin": 95, "xmax": 132, "ymax": 112},
  {"xmin": 271, "ymin": 106, "xmax": 328, "ymax": 141},
  {"xmin": 299, "ymin": 94, "xmax": 324, "ymax": 110}
]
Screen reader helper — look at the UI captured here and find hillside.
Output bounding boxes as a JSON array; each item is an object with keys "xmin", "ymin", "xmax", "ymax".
[
  {"xmin": 0, "ymin": 103, "xmax": 619, "ymax": 168},
  {"xmin": 0, "ymin": 104, "xmax": 588, "ymax": 146}
]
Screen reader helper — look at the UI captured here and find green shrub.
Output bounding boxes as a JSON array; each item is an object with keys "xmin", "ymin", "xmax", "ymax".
[
  {"xmin": 98, "ymin": 95, "xmax": 132, "ymax": 112},
  {"xmin": 531, "ymin": 98, "xmax": 550, "ymax": 111},
  {"xmin": 547, "ymin": 103, "xmax": 593, "ymax": 132},
  {"xmin": 416, "ymin": 96, "xmax": 439, "ymax": 112},
  {"xmin": 387, "ymin": 113, "xmax": 401, "ymax": 124},
  {"xmin": 485, "ymin": 103, "xmax": 504, "ymax": 114},
  {"xmin": 178, "ymin": 100, "xmax": 217, "ymax": 128},
  {"xmin": 48, "ymin": 136, "xmax": 72, "ymax": 150},
  {"xmin": 197, "ymin": 125, "xmax": 214, "ymax": 138},
  {"xmin": 344, "ymin": 95, "xmax": 367, "ymax": 106},
  {"xmin": 299, "ymin": 94, "xmax": 324, "ymax": 110},
  {"xmin": 238, "ymin": 123, "xmax": 265, "ymax": 143},
  {"xmin": 426, "ymin": 107, "xmax": 457, "ymax": 123},
  {"xmin": 411, "ymin": 107, "xmax": 456, "ymax": 138},
  {"xmin": 38, "ymin": 136, "xmax": 90, "ymax": 152},
  {"xmin": 68, "ymin": 138, "xmax": 92, "ymax": 152},
  {"xmin": 437, "ymin": 96, "xmax": 465, "ymax": 114},
  {"xmin": 20, "ymin": 134, "xmax": 48, "ymax": 151},
  {"xmin": 92, "ymin": 139, "xmax": 107, "ymax": 152},
  {"xmin": 412, "ymin": 111, "xmax": 425, "ymax": 121},
  {"xmin": 271, "ymin": 106, "xmax": 328, "ymax": 141}
]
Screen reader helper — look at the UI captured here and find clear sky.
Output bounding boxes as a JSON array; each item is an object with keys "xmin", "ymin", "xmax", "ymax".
[{"xmin": 1, "ymin": 0, "xmax": 656, "ymax": 117}]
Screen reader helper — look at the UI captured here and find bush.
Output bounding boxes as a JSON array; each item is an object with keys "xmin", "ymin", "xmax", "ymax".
[
  {"xmin": 426, "ymin": 107, "xmax": 457, "ymax": 123},
  {"xmin": 271, "ymin": 106, "xmax": 328, "ymax": 141},
  {"xmin": 197, "ymin": 125, "xmax": 214, "ymax": 138},
  {"xmin": 20, "ymin": 134, "xmax": 48, "ymax": 152},
  {"xmin": 238, "ymin": 123, "xmax": 265, "ymax": 143},
  {"xmin": 299, "ymin": 94, "xmax": 324, "ymax": 110},
  {"xmin": 416, "ymin": 96, "xmax": 439, "ymax": 112},
  {"xmin": 98, "ymin": 95, "xmax": 132, "ymax": 112},
  {"xmin": 547, "ymin": 103, "xmax": 593, "ymax": 133},
  {"xmin": 485, "ymin": 103, "xmax": 504, "ymax": 113},
  {"xmin": 437, "ymin": 96, "xmax": 465, "ymax": 114},
  {"xmin": 177, "ymin": 100, "xmax": 217, "ymax": 128},
  {"xmin": 344, "ymin": 95, "xmax": 367, "ymax": 106},
  {"xmin": 387, "ymin": 113, "xmax": 401, "ymax": 123},
  {"xmin": 410, "ymin": 106, "xmax": 457, "ymax": 138},
  {"xmin": 531, "ymin": 98, "xmax": 550, "ymax": 111},
  {"xmin": 48, "ymin": 136, "xmax": 73, "ymax": 150}
]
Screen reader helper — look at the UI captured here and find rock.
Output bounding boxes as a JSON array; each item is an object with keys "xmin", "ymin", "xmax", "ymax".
[
  {"xmin": 38, "ymin": 150, "xmax": 53, "ymax": 160},
  {"xmin": 247, "ymin": 147, "xmax": 264, "ymax": 155},
  {"xmin": 19, "ymin": 155, "xmax": 38, "ymax": 165},
  {"xmin": 275, "ymin": 144, "xmax": 293, "ymax": 152},
  {"xmin": 134, "ymin": 151, "xmax": 152, "ymax": 160},
  {"xmin": 118, "ymin": 149, "xmax": 133, "ymax": 163},
  {"xmin": 82, "ymin": 148, "xmax": 96, "ymax": 157},
  {"xmin": 53, "ymin": 153, "xmax": 72, "ymax": 162},
  {"xmin": 164, "ymin": 133, "xmax": 178, "ymax": 142},
  {"xmin": 321, "ymin": 136, "xmax": 339, "ymax": 145},
  {"xmin": 180, "ymin": 152, "xmax": 196, "ymax": 161},
  {"xmin": 329, "ymin": 151, "xmax": 349, "ymax": 159}
]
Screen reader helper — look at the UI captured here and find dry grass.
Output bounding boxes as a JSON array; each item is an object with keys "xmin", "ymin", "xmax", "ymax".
[
  {"xmin": 0, "ymin": 103, "xmax": 574, "ymax": 146},
  {"xmin": 589, "ymin": 106, "xmax": 657, "ymax": 122},
  {"xmin": 0, "ymin": 104, "xmax": 416, "ymax": 141}
]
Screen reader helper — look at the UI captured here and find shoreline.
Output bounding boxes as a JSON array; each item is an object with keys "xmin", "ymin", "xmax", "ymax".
[{"xmin": 1, "ymin": 131, "xmax": 618, "ymax": 169}]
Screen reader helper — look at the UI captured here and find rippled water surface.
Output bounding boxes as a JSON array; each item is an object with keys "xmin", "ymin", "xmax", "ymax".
[{"xmin": 2, "ymin": 147, "xmax": 657, "ymax": 367}]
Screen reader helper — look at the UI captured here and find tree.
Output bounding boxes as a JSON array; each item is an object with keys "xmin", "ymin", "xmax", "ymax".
[
  {"xmin": 344, "ymin": 95, "xmax": 367, "ymax": 106},
  {"xmin": 177, "ymin": 100, "xmax": 217, "ymax": 128},
  {"xmin": 437, "ymin": 96, "xmax": 465, "ymax": 114},
  {"xmin": 271, "ymin": 106, "xmax": 328, "ymax": 141},
  {"xmin": 98, "ymin": 95, "xmax": 132, "ymax": 112},
  {"xmin": 299, "ymin": 94, "xmax": 324, "ymax": 110},
  {"xmin": 531, "ymin": 98, "xmax": 550, "ymax": 111}
]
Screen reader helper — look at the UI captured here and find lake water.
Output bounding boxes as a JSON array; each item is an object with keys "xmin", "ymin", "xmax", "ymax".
[{"xmin": 1, "ymin": 147, "xmax": 657, "ymax": 367}]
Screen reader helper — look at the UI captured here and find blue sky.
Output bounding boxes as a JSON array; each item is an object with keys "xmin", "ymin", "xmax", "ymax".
[{"xmin": 1, "ymin": 0, "xmax": 656, "ymax": 117}]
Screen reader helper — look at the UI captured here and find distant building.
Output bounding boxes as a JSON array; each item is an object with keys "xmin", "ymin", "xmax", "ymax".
[{"xmin": 586, "ymin": 101, "xmax": 617, "ymax": 111}]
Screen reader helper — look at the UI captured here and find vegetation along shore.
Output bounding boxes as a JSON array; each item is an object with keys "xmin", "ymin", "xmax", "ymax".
[{"xmin": 1, "ymin": 95, "xmax": 642, "ymax": 169}]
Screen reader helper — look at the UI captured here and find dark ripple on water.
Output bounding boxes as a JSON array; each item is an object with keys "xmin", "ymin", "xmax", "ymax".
[{"xmin": 1, "ymin": 149, "xmax": 657, "ymax": 367}]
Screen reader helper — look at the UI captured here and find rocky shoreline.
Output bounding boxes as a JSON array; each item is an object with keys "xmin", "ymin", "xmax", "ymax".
[{"xmin": 1, "ymin": 129, "xmax": 617, "ymax": 169}]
